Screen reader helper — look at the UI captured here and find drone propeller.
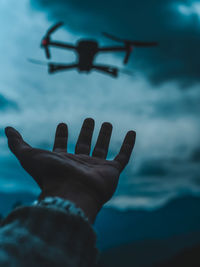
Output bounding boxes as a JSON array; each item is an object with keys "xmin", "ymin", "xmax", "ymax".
[
  {"xmin": 102, "ymin": 32, "xmax": 158, "ymax": 46},
  {"xmin": 102, "ymin": 32, "xmax": 157, "ymax": 64},
  {"xmin": 44, "ymin": 46, "xmax": 50, "ymax": 59},
  {"xmin": 41, "ymin": 22, "xmax": 64, "ymax": 59},
  {"xmin": 102, "ymin": 32, "xmax": 125, "ymax": 43},
  {"xmin": 46, "ymin": 22, "xmax": 64, "ymax": 35},
  {"xmin": 27, "ymin": 58, "xmax": 49, "ymax": 65},
  {"xmin": 28, "ymin": 58, "xmax": 63, "ymax": 74},
  {"xmin": 27, "ymin": 58, "xmax": 62, "ymax": 67}
]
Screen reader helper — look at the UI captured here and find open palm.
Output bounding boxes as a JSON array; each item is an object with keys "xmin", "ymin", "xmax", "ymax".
[{"xmin": 5, "ymin": 118, "xmax": 135, "ymax": 209}]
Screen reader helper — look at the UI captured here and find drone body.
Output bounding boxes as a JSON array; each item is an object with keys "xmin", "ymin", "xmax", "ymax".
[
  {"xmin": 76, "ymin": 40, "xmax": 98, "ymax": 71},
  {"xmin": 39, "ymin": 22, "xmax": 157, "ymax": 77}
]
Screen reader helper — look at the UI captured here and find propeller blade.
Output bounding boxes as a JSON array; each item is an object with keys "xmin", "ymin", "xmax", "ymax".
[
  {"xmin": 102, "ymin": 32, "xmax": 124, "ymax": 43},
  {"xmin": 47, "ymin": 22, "xmax": 63, "ymax": 35},
  {"xmin": 102, "ymin": 32, "xmax": 158, "ymax": 47},
  {"xmin": 27, "ymin": 58, "xmax": 62, "ymax": 66},
  {"xmin": 44, "ymin": 46, "xmax": 50, "ymax": 59},
  {"xmin": 41, "ymin": 22, "xmax": 63, "ymax": 59},
  {"xmin": 27, "ymin": 58, "xmax": 48, "ymax": 66}
]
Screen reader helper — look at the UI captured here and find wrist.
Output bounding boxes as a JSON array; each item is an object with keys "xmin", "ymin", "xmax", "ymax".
[
  {"xmin": 38, "ymin": 181, "xmax": 102, "ymax": 223},
  {"xmin": 64, "ymin": 191, "xmax": 100, "ymax": 223}
]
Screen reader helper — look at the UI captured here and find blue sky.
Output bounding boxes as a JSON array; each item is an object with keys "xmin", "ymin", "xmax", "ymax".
[{"xmin": 0, "ymin": 0, "xmax": 199, "ymax": 210}]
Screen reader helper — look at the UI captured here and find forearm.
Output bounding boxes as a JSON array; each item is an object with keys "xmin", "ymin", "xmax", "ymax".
[{"xmin": 0, "ymin": 197, "xmax": 98, "ymax": 267}]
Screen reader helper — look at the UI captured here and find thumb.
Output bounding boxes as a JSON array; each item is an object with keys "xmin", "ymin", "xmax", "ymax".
[{"xmin": 5, "ymin": 127, "xmax": 32, "ymax": 159}]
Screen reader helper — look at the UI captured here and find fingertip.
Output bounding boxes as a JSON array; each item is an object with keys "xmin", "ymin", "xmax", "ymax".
[
  {"xmin": 84, "ymin": 118, "xmax": 95, "ymax": 128},
  {"xmin": 5, "ymin": 126, "xmax": 13, "ymax": 135},
  {"xmin": 57, "ymin": 122, "xmax": 67, "ymax": 127},
  {"xmin": 56, "ymin": 123, "xmax": 68, "ymax": 137},
  {"xmin": 102, "ymin": 122, "xmax": 113, "ymax": 130},
  {"xmin": 128, "ymin": 130, "xmax": 136, "ymax": 136},
  {"xmin": 5, "ymin": 127, "xmax": 21, "ymax": 139},
  {"xmin": 85, "ymin": 117, "xmax": 94, "ymax": 122},
  {"xmin": 126, "ymin": 130, "xmax": 136, "ymax": 143}
]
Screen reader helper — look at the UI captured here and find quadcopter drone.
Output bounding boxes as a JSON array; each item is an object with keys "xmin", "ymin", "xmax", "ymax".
[{"xmin": 34, "ymin": 22, "xmax": 157, "ymax": 77}]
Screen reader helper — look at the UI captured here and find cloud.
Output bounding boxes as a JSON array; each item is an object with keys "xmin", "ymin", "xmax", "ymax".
[
  {"xmin": 109, "ymin": 154, "xmax": 200, "ymax": 209},
  {"xmin": 32, "ymin": 0, "xmax": 200, "ymax": 86},
  {"xmin": 190, "ymin": 148, "xmax": 200, "ymax": 162},
  {"xmin": 0, "ymin": 94, "xmax": 18, "ymax": 112},
  {"xmin": 136, "ymin": 159, "xmax": 168, "ymax": 177}
]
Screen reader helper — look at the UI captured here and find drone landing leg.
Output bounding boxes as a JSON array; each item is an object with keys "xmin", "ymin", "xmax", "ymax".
[
  {"xmin": 48, "ymin": 64, "xmax": 78, "ymax": 74},
  {"xmin": 92, "ymin": 65, "xmax": 118, "ymax": 78}
]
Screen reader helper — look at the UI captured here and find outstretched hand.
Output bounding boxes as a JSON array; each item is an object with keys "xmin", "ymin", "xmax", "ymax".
[{"xmin": 5, "ymin": 118, "xmax": 136, "ymax": 222}]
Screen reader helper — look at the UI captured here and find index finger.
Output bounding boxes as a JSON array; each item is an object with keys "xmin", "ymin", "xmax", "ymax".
[{"xmin": 114, "ymin": 130, "xmax": 136, "ymax": 171}]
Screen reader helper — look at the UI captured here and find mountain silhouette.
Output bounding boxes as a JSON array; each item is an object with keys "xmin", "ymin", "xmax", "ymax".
[
  {"xmin": 99, "ymin": 231, "xmax": 200, "ymax": 267},
  {"xmin": 95, "ymin": 195, "xmax": 200, "ymax": 266},
  {"xmin": 95, "ymin": 195, "xmax": 200, "ymax": 250}
]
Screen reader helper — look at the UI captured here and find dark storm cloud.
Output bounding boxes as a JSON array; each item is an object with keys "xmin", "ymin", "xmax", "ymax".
[
  {"xmin": 137, "ymin": 159, "xmax": 168, "ymax": 177},
  {"xmin": 0, "ymin": 94, "xmax": 18, "ymax": 111},
  {"xmin": 190, "ymin": 148, "xmax": 200, "ymax": 162},
  {"xmin": 32, "ymin": 0, "xmax": 200, "ymax": 86}
]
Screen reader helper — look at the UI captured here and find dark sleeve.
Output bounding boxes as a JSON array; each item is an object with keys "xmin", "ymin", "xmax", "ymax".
[{"xmin": 0, "ymin": 197, "xmax": 98, "ymax": 267}]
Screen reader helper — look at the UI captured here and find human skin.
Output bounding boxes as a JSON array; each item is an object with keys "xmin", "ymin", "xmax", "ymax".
[{"xmin": 5, "ymin": 118, "xmax": 136, "ymax": 223}]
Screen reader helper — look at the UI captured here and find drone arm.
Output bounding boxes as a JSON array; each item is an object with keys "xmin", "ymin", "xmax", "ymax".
[
  {"xmin": 98, "ymin": 46, "xmax": 127, "ymax": 53},
  {"xmin": 48, "ymin": 63, "xmax": 78, "ymax": 74},
  {"xmin": 99, "ymin": 45, "xmax": 133, "ymax": 64},
  {"xmin": 92, "ymin": 64, "xmax": 118, "ymax": 77},
  {"xmin": 48, "ymin": 41, "xmax": 76, "ymax": 50}
]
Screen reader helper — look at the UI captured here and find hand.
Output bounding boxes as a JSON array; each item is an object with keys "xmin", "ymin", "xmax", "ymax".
[{"xmin": 5, "ymin": 118, "xmax": 136, "ymax": 222}]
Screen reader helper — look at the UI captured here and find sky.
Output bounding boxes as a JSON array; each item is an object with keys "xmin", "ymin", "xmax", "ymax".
[{"xmin": 0, "ymin": 0, "xmax": 199, "ymax": 210}]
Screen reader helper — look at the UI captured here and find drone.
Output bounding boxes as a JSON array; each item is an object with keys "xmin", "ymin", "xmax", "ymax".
[{"xmin": 33, "ymin": 22, "xmax": 157, "ymax": 77}]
